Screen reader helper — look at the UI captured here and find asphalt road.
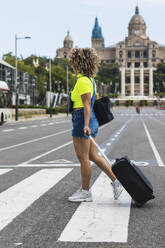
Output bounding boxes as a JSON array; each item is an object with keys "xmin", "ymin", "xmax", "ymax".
[{"xmin": 0, "ymin": 107, "xmax": 164, "ymax": 248}]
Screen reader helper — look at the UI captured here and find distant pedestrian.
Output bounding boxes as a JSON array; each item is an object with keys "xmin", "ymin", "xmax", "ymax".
[
  {"xmin": 68, "ymin": 48, "xmax": 123, "ymax": 202},
  {"xmin": 136, "ymin": 105, "xmax": 140, "ymax": 114}
]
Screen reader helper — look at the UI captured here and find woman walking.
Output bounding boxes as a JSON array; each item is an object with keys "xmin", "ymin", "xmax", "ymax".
[{"xmin": 68, "ymin": 48, "xmax": 123, "ymax": 202}]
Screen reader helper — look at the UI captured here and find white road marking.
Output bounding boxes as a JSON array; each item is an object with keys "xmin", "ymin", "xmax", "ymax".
[
  {"xmin": 0, "ymin": 160, "xmax": 154, "ymax": 168},
  {"xmin": 30, "ymin": 125, "xmax": 38, "ymax": 128},
  {"xmin": 46, "ymin": 159, "xmax": 73, "ymax": 164},
  {"xmin": 59, "ymin": 172, "xmax": 131, "ymax": 243},
  {"xmin": 142, "ymin": 120, "xmax": 164, "ymax": 167},
  {"xmin": 150, "ymin": 116, "xmax": 165, "ymax": 127},
  {"xmin": 0, "ymin": 163, "xmax": 81, "ymax": 168},
  {"xmin": 2, "ymin": 129, "xmax": 14, "ymax": 132},
  {"xmin": 0, "ymin": 129, "xmax": 71, "ymax": 153},
  {"xmin": 19, "ymin": 140, "xmax": 73, "ymax": 165},
  {"xmin": 18, "ymin": 127, "xmax": 28, "ymax": 130},
  {"xmin": 0, "ymin": 168, "xmax": 72, "ymax": 232},
  {"xmin": 0, "ymin": 169, "xmax": 12, "ymax": 175}
]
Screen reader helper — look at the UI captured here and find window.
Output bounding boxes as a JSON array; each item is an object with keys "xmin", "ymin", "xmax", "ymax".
[
  {"xmin": 143, "ymin": 50, "xmax": 148, "ymax": 58},
  {"xmin": 128, "ymin": 51, "xmax": 131, "ymax": 58},
  {"xmin": 134, "ymin": 42, "xmax": 141, "ymax": 46},
  {"xmin": 144, "ymin": 76, "xmax": 149, "ymax": 84},
  {"xmin": 135, "ymin": 62, "xmax": 140, "ymax": 68},
  {"xmin": 127, "ymin": 62, "xmax": 131, "ymax": 68},
  {"xmin": 144, "ymin": 62, "xmax": 148, "ymax": 68},
  {"xmin": 134, "ymin": 30, "xmax": 140, "ymax": 35},
  {"xmin": 63, "ymin": 51, "xmax": 67, "ymax": 58},
  {"xmin": 119, "ymin": 51, "xmax": 123, "ymax": 58},
  {"xmin": 135, "ymin": 77, "xmax": 140, "ymax": 84},
  {"xmin": 135, "ymin": 51, "xmax": 140, "ymax": 58},
  {"xmin": 126, "ymin": 77, "xmax": 130, "ymax": 83},
  {"xmin": 152, "ymin": 50, "xmax": 156, "ymax": 58}
]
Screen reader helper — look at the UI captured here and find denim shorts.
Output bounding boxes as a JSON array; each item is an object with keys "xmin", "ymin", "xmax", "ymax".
[{"xmin": 72, "ymin": 109, "xmax": 99, "ymax": 138}]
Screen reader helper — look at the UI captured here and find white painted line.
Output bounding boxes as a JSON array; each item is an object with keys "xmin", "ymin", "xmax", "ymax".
[
  {"xmin": 150, "ymin": 116, "xmax": 165, "ymax": 127},
  {"xmin": 46, "ymin": 159, "xmax": 73, "ymax": 164},
  {"xmin": 0, "ymin": 168, "xmax": 72, "ymax": 232},
  {"xmin": 0, "ymin": 163, "xmax": 81, "ymax": 168},
  {"xmin": 40, "ymin": 124, "xmax": 47, "ymax": 127},
  {"xmin": 2, "ymin": 129, "xmax": 14, "ymax": 132},
  {"xmin": 0, "ymin": 169, "xmax": 12, "ymax": 175},
  {"xmin": 0, "ymin": 129, "xmax": 71, "ymax": 153},
  {"xmin": 142, "ymin": 120, "xmax": 164, "ymax": 167},
  {"xmin": 59, "ymin": 173, "xmax": 131, "ymax": 243},
  {"xmin": 30, "ymin": 125, "xmax": 38, "ymax": 128},
  {"xmin": 19, "ymin": 140, "xmax": 73, "ymax": 165},
  {"xmin": 18, "ymin": 127, "xmax": 28, "ymax": 130}
]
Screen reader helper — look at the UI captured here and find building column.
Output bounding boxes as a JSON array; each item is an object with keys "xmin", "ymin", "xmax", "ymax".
[
  {"xmin": 140, "ymin": 64, "xmax": 144, "ymax": 96},
  {"xmin": 149, "ymin": 67, "xmax": 153, "ymax": 97},
  {"xmin": 121, "ymin": 67, "xmax": 125, "ymax": 97},
  {"xmin": 130, "ymin": 64, "xmax": 134, "ymax": 96}
]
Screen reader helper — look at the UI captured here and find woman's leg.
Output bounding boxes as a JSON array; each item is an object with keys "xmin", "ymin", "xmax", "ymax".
[
  {"xmin": 89, "ymin": 138, "xmax": 116, "ymax": 182},
  {"xmin": 73, "ymin": 137, "xmax": 91, "ymax": 190}
]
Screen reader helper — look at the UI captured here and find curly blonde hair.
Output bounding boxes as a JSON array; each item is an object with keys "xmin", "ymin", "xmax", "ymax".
[{"xmin": 69, "ymin": 48, "xmax": 99, "ymax": 77}]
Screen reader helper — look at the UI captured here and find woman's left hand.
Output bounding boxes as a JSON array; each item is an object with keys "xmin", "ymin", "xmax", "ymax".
[{"xmin": 84, "ymin": 126, "xmax": 91, "ymax": 136}]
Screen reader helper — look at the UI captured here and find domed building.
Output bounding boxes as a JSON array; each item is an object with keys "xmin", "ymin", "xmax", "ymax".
[
  {"xmin": 56, "ymin": 31, "xmax": 73, "ymax": 59},
  {"xmin": 56, "ymin": 6, "xmax": 165, "ymax": 98}
]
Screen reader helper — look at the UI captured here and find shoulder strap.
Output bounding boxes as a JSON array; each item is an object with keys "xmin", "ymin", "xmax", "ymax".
[{"xmin": 85, "ymin": 76, "xmax": 96, "ymax": 108}]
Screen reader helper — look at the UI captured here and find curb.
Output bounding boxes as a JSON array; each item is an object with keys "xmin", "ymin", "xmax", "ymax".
[{"xmin": 9, "ymin": 113, "xmax": 70, "ymax": 123}]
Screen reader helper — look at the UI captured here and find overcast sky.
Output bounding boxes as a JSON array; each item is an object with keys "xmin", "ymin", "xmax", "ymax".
[{"xmin": 0, "ymin": 0, "xmax": 165, "ymax": 59}]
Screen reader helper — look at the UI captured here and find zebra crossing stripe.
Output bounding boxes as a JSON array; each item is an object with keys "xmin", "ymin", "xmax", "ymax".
[
  {"xmin": 59, "ymin": 172, "xmax": 131, "ymax": 243},
  {"xmin": 0, "ymin": 168, "xmax": 72, "ymax": 231},
  {"xmin": 0, "ymin": 169, "xmax": 12, "ymax": 175}
]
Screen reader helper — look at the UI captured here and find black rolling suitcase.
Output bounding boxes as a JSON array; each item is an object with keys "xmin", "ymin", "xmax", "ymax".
[
  {"xmin": 112, "ymin": 157, "xmax": 155, "ymax": 206},
  {"xmin": 89, "ymin": 136, "xmax": 155, "ymax": 207}
]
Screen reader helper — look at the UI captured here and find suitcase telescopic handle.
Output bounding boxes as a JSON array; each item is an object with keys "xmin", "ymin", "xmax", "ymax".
[{"xmin": 89, "ymin": 135, "xmax": 112, "ymax": 167}]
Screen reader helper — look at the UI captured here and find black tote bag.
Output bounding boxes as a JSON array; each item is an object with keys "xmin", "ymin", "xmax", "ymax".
[{"xmin": 93, "ymin": 96, "xmax": 114, "ymax": 126}]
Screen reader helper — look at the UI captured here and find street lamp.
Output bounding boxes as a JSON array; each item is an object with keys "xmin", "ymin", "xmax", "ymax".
[
  {"xmin": 49, "ymin": 58, "xmax": 52, "ymax": 118},
  {"xmin": 32, "ymin": 82, "xmax": 35, "ymax": 105},
  {"xmin": 15, "ymin": 34, "xmax": 31, "ymax": 121}
]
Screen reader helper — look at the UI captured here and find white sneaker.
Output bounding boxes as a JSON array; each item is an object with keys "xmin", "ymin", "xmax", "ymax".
[
  {"xmin": 68, "ymin": 188, "xmax": 93, "ymax": 202},
  {"xmin": 112, "ymin": 179, "xmax": 123, "ymax": 200}
]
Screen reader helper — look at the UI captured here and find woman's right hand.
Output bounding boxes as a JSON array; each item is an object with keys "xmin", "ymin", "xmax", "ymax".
[{"xmin": 84, "ymin": 126, "xmax": 91, "ymax": 136}]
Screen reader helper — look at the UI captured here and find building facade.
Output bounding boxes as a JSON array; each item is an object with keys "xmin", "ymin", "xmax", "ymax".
[
  {"xmin": 56, "ymin": 6, "xmax": 165, "ymax": 98},
  {"xmin": 0, "ymin": 60, "xmax": 37, "ymax": 105}
]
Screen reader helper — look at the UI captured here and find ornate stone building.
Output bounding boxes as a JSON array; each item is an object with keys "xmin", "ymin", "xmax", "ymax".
[
  {"xmin": 56, "ymin": 6, "xmax": 165, "ymax": 98},
  {"xmin": 56, "ymin": 31, "xmax": 73, "ymax": 59}
]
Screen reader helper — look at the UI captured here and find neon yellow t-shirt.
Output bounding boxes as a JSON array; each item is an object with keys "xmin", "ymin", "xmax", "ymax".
[{"xmin": 71, "ymin": 74, "xmax": 96, "ymax": 108}]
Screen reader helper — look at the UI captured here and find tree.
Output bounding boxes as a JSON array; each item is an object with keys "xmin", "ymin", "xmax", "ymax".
[
  {"xmin": 96, "ymin": 62, "xmax": 120, "ymax": 93},
  {"xmin": 3, "ymin": 53, "xmax": 76, "ymax": 104},
  {"xmin": 154, "ymin": 63, "xmax": 165, "ymax": 95}
]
